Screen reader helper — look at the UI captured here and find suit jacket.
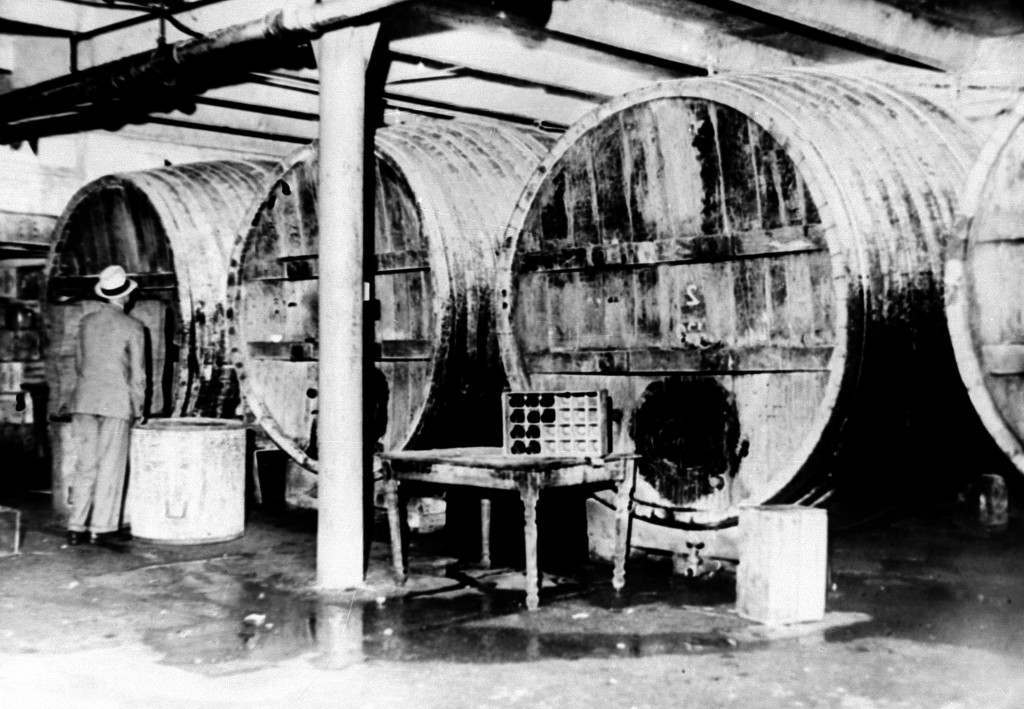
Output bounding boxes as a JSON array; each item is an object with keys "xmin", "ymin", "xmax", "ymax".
[{"xmin": 70, "ymin": 303, "xmax": 147, "ymax": 421}]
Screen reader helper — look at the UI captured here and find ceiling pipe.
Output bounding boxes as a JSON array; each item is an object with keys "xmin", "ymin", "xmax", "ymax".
[{"xmin": 0, "ymin": 0, "xmax": 415, "ymax": 143}]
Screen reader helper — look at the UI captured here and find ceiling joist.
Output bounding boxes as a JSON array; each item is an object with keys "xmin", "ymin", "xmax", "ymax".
[
  {"xmin": 708, "ymin": 0, "xmax": 1024, "ymax": 77},
  {"xmin": 387, "ymin": 12, "xmax": 683, "ymax": 100},
  {"xmin": 542, "ymin": 0, "xmax": 810, "ymax": 73},
  {"xmin": 0, "ymin": 0, "xmax": 87, "ymax": 34},
  {"xmin": 386, "ymin": 51, "xmax": 608, "ymax": 101},
  {"xmin": 3, "ymin": 0, "xmax": 1023, "ymax": 149}
]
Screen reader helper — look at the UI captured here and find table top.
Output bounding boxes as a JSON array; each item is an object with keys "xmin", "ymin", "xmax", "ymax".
[
  {"xmin": 381, "ymin": 447, "xmax": 639, "ymax": 491},
  {"xmin": 381, "ymin": 446, "xmax": 637, "ymax": 472}
]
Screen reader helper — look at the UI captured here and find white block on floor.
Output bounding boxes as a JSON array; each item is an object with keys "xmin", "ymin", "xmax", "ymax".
[
  {"xmin": 736, "ymin": 505, "xmax": 827, "ymax": 625},
  {"xmin": 0, "ymin": 505, "xmax": 20, "ymax": 557}
]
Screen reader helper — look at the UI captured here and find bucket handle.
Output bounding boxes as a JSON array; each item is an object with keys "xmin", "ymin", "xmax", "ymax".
[{"xmin": 165, "ymin": 499, "xmax": 188, "ymax": 519}]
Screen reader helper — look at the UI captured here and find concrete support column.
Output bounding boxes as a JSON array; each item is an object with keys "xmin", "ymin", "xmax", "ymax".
[{"xmin": 315, "ymin": 24, "xmax": 380, "ymax": 590}]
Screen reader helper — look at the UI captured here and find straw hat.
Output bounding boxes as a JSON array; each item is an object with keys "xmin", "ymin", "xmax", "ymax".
[{"xmin": 94, "ymin": 264, "xmax": 138, "ymax": 300}]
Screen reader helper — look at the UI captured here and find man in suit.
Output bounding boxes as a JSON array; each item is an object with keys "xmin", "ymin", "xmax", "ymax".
[{"xmin": 66, "ymin": 265, "xmax": 147, "ymax": 546}]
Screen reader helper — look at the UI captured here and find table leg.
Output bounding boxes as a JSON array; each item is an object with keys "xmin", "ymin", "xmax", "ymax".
[
  {"xmin": 480, "ymin": 498, "xmax": 492, "ymax": 569},
  {"xmin": 383, "ymin": 475, "xmax": 406, "ymax": 584},
  {"xmin": 612, "ymin": 458, "xmax": 637, "ymax": 593},
  {"xmin": 250, "ymin": 449, "xmax": 264, "ymax": 506},
  {"xmin": 517, "ymin": 480, "xmax": 541, "ymax": 611}
]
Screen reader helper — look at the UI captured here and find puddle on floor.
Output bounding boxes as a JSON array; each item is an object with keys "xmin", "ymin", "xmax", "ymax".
[
  {"xmin": 140, "ymin": 559, "xmax": 761, "ymax": 671},
  {"xmin": 125, "ymin": 526, "xmax": 1024, "ymax": 673},
  {"xmin": 138, "ymin": 553, "xmax": 1024, "ymax": 675}
]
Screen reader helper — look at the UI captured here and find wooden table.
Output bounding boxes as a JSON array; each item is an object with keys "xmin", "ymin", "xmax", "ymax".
[{"xmin": 380, "ymin": 447, "xmax": 638, "ymax": 611}]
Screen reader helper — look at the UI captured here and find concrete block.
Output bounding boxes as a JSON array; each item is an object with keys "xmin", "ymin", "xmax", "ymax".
[
  {"xmin": 736, "ymin": 505, "xmax": 827, "ymax": 625},
  {"xmin": 0, "ymin": 505, "xmax": 21, "ymax": 557}
]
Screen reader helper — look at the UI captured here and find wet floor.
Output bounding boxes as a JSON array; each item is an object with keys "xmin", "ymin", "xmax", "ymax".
[
  {"xmin": 139, "ymin": 561, "xmax": 758, "ymax": 669},
  {"xmin": 137, "ymin": 559, "xmax": 1024, "ymax": 674},
  {"xmin": 2, "ymin": 493, "xmax": 1024, "ymax": 707},
  {"xmin": 68, "ymin": 512, "xmax": 1024, "ymax": 672}
]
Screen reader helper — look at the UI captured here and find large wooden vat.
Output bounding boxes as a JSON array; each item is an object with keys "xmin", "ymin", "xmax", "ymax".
[
  {"xmin": 126, "ymin": 418, "xmax": 246, "ymax": 544},
  {"xmin": 497, "ymin": 71, "xmax": 979, "ymax": 532},
  {"xmin": 44, "ymin": 160, "xmax": 274, "ymax": 419},
  {"xmin": 946, "ymin": 96, "xmax": 1024, "ymax": 475},
  {"xmin": 227, "ymin": 120, "xmax": 552, "ymax": 469}
]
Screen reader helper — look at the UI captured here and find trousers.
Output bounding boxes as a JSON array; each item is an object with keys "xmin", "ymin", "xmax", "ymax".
[{"xmin": 67, "ymin": 413, "xmax": 131, "ymax": 534}]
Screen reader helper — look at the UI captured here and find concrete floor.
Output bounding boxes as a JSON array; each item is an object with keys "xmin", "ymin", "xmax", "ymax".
[{"xmin": 1, "ymin": 492, "xmax": 1023, "ymax": 708}]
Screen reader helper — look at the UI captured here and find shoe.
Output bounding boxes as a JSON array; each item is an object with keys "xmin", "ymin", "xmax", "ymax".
[
  {"xmin": 89, "ymin": 531, "xmax": 132, "ymax": 548},
  {"xmin": 65, "ymin": 531, "xmax": 87, "ymax": 546}
]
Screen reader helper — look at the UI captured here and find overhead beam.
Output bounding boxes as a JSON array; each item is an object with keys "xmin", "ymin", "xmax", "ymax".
[
  {"xmin": 238, "ymin": 58, "xmax": 594, "ymax": 126},
  {"xmin": 245, "ymin": 64, "xmax": 580, "ymax": 128},
  {"xmin": 387, "ymin": 18, "xmax": 680, "ymax": 99},
  {"xmin": 540, "ymin": 0, "xmax": 810, "ymax": 73},
  {"xmin": 382, "ymin": 97, "xmax": 567, "ymax": 131},
  {"xmin": 74, "ymin": 0, "xmax": 811, "ymax": 93},
  {"xmin": 704, "ymin": 0, "xmax": 1024, "ymax": 75},
  {"xmin": 0, "ymin": 17, "xmax": 76, "ymax": 38},
  {"xmin": 382, "ymin": 68, "xmax": 596, "ymax": 127},
  {"xmin": 145, "ymin": 114, "xmax": 312, "ymax": 144},
  {"xmin": 384, "ymin": 91, "xmax": 577, "ymax": 130},
  {"xmin": 203, "ymin": 79, "xmax": 319, "ymax": 116},
  {"xmin": 75, "ymin": 0, "xmax": 237, "ymax": 40},
  {"xmin": 78, "ymin": 1, "xmax": 688, "ymax": 101},
  {"xmin": 0, "ymin": 96, "xmax": 317, "ymax": 146},
  {"xmin": 0, "ymin": 0, "xmax": 413, "ymax": 144},
  {"xmin": 200, "ymin": 62, "xmax": 582, "ymax": 134},
  {"xmin": 0, "ymin": 0, "xmax": 86, "ymax": 34},
  {"xmin": 104, "ymin": 120, "xmax": 300, "ymax": 158},
  {"xmin": 156, "ymin": 94, "xmax": 317, "ymax": 139},
  {"xmin": 387, "ymin": 51, "xmax": 607, "ymax": 101},
  {"xmin": 76, "ymin": 0, "xmax": 331, "ymax": 66}
]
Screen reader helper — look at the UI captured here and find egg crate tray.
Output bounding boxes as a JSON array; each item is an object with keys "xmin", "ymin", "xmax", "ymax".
[{"xmin": 501, "ymin": 390, "xmax": 610, "ymax": 457}]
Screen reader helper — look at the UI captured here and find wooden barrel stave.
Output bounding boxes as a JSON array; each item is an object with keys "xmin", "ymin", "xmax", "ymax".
[
  {"xmin": 380, "ymin": 122, "xmax": 548, "ymax": 445},
  {"xmin": 733, "ymin": 74, "xmax": 955, "ymax": 293},
  {"xmin": 946, "ymin": 96, "xmax": 1024, "ymax": 474},
  {"xmin": 374, "ymin": 122, "xmax": 545, "ymax": 405},
  {"xmin": 685, "ymin": 75, "xmax": 961, "ymax": 386},
  {"xmin": 498, "ymin": 71, "xmax": 979, "ymax": 529},
  {"xmin": 229, "ymin": 120, "xmax": 552, "ymax": 470},
  {"xmin": 44, "ymin": 160, "xmax": 274, "ymax": 420},
  {"xmin": 756, "ymin": 74, "xmax": 960, "ymax": 282},
  {"xmin": 719, "ymin": 75, "xmax": 958, "ymax": 418},
  {"xmin": 721, "ymin": 76, "xmax": 929, "ymax": 286}
]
